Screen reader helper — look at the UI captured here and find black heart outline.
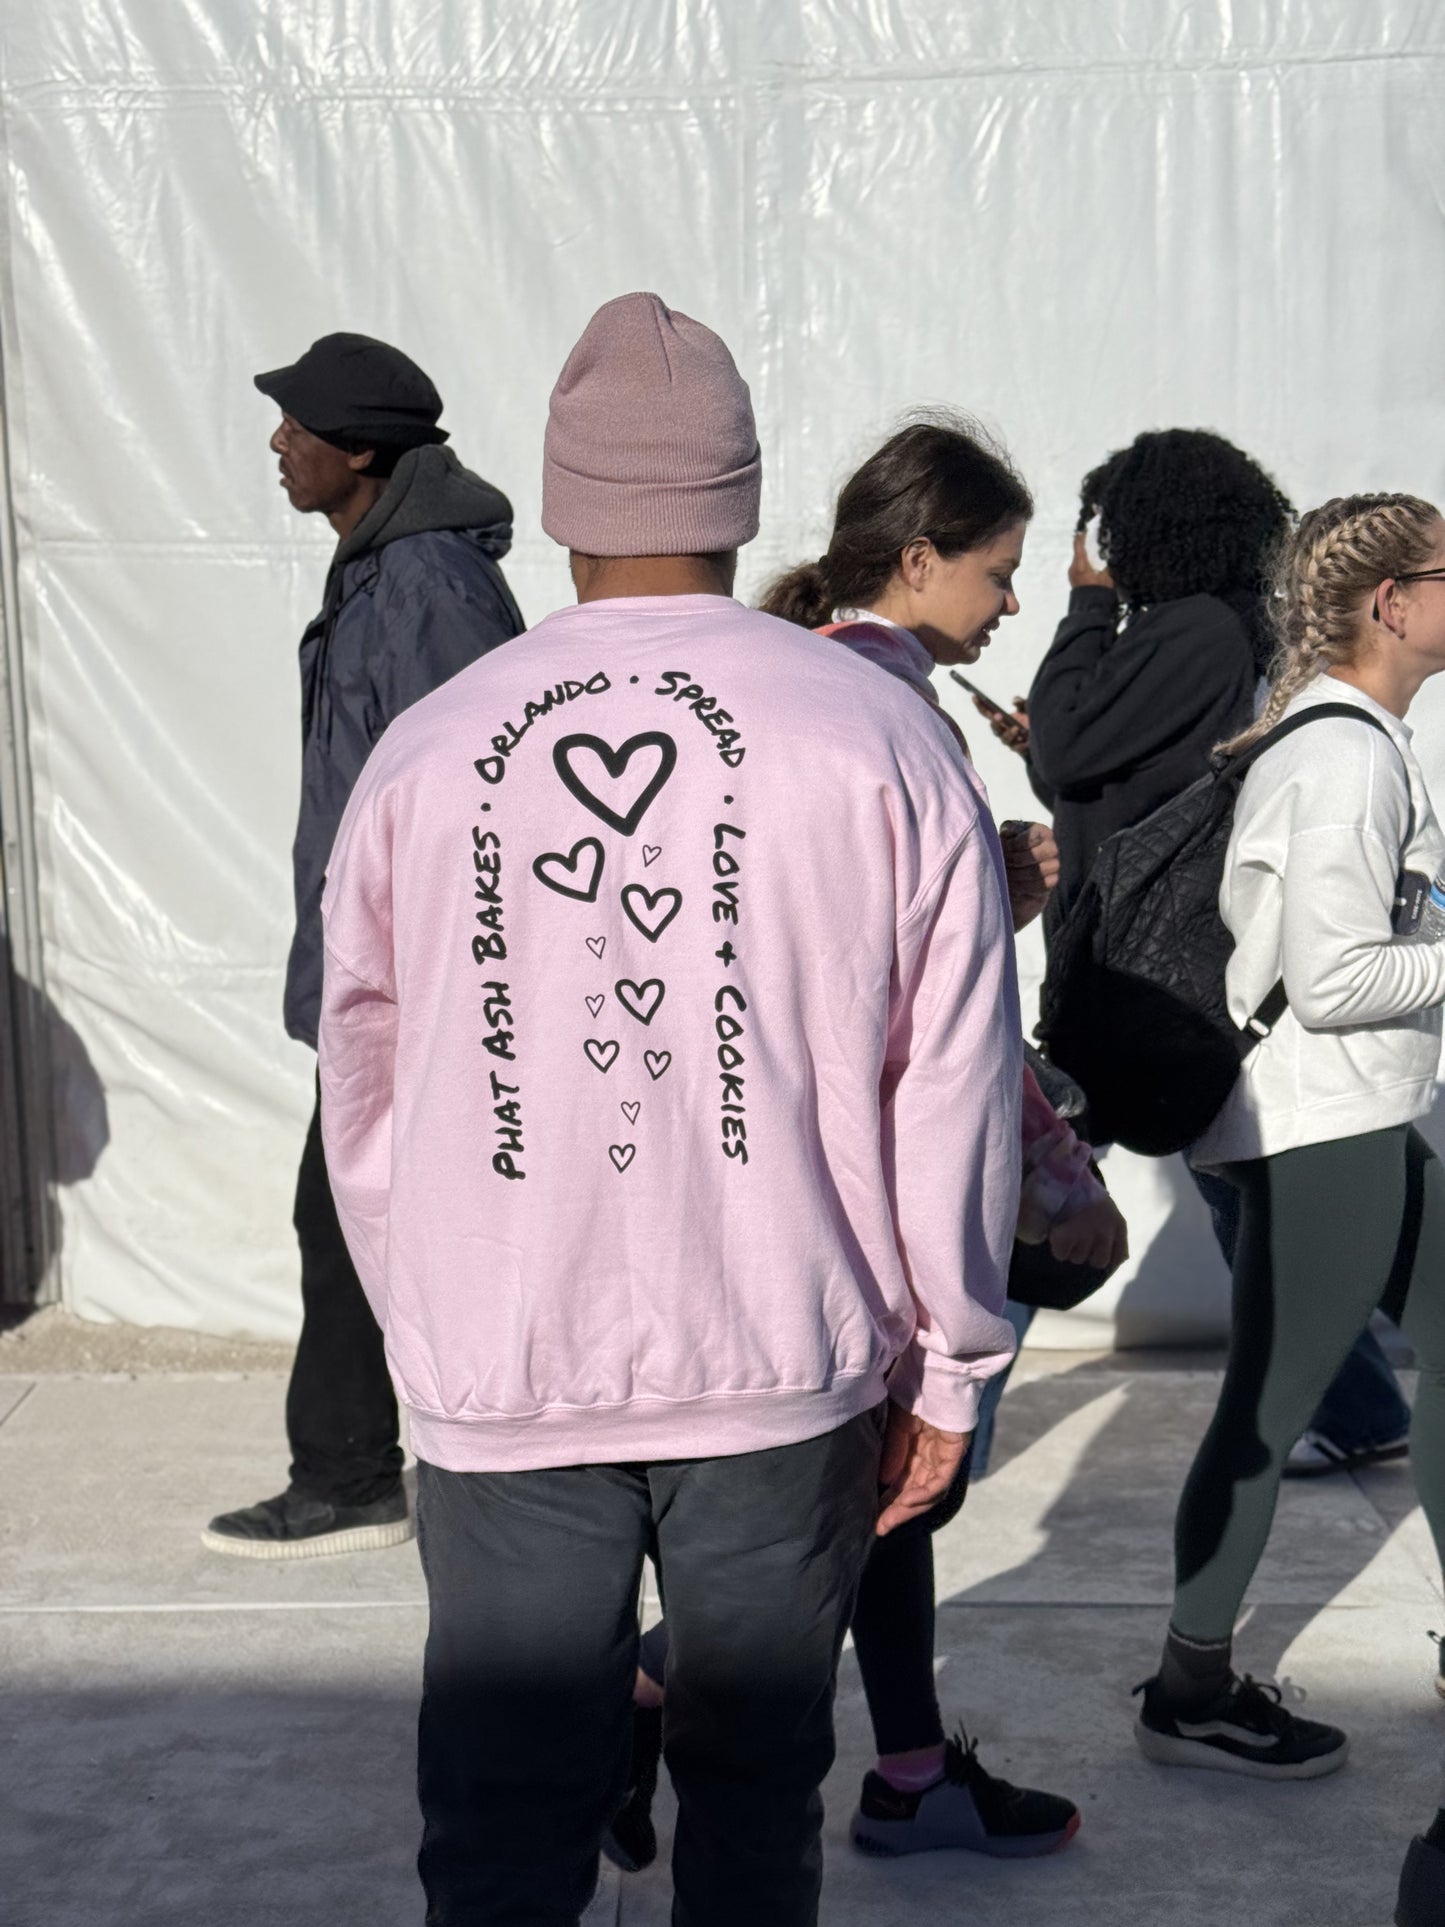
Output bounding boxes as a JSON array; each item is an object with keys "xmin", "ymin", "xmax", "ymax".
[
  {"xmin": 615, "ymin": 978, "xmax": 665, "ymax": 1027},
  {"xmin": 621, "ymin": 884, "xmax": 682, "ymax": 945},
  {"xmin": 609, "ymin": 1143, "xmax": 636, "ymax": 1173},
  {"xmin": 554, "ymin": 732, "xmax": 678, "ymax": 837},
  {"xmin": 585, "ymin": 993, "xmax": 606, "ymax": 1017},
  {"xmin": 586, "ymin": 936, "xmax": 606, "ymax": 958},
  {"xmin": 643, "ymin": 845, "xmax": 662, "ymax": 867},
  {"xmin": 621, "ymin": 1101, "xmax": 640, "ymax": 1125},
  {"xmin": 584, "ymin": 1038, "xmax": 619, "ymax": 1074},
  {"xmin": 533, "ymin": 837, "xmax": 604, "ymax": 903},
  {"xmin": 644, "ymin": 1050, "xmax": 672, "ymax": 1081}
]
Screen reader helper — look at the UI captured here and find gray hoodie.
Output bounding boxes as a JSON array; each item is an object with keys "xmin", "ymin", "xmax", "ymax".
[{"xmin": 285, "ymin": 444, "xmax": 524, "ymax": 1046}]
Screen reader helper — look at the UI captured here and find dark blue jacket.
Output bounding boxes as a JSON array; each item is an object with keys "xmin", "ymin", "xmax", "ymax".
[{"xmin": 285, "ymin": 445, "xmax": 524, "ymax": 1045}]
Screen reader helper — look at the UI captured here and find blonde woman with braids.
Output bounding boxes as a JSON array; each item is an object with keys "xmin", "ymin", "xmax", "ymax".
[{"xmin": 1135, "ymin": 495, "xmax": 1445, "ymax": 1795}]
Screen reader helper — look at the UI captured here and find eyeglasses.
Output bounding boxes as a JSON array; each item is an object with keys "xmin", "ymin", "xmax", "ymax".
[{"xmin": 1372, "ymin": 569, "xmax": 1445, "ymax": 620}]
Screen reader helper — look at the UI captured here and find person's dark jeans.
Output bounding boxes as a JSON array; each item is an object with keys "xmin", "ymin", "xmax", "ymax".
[
  {"xmin": 285, "ymin": 1091, "xmax": 403, "ymax": 1506},
  {"xmin": 1191, "ymin": 1163, "xmax": 1411, "ymax": 1453},
  {"xmin": 639, "ymin": 1425, "xmax": 973, "ymax": 1761},
  {"xmin": 966, "ymin": 1297, "xmax": 1037, "ymax": 1479},
  {"xmin": 414, "ymin": 1406, "xmax": 885, "ymax": 1927}
]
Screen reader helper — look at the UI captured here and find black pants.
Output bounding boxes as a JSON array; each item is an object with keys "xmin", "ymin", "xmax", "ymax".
[
  {"xmin": 414, "ymin": 1406, "xmax": 885, "ymax": 1926},
  {"xmin": 638, "ymin": 1441, "xmax": 970, "ymax": 1759},
  {"xmin": 1174, "ymin": 1125, "xmax": 1445, "ymax": 1640},
  {"xmin": 285, "ymin": 1091, "xmax": 402, "ymax": 1506}
]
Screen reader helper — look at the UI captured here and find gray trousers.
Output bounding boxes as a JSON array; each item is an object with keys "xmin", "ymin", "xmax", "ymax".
[{"xmin": 414, "ymin": 1403, "xmax": 886, "ymax": 1926}]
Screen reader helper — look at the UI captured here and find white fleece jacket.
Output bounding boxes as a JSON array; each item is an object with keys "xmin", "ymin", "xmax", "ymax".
[{"xmin": 1193, "ymin": 676, "xmax": 1445, "ymax": 1166}]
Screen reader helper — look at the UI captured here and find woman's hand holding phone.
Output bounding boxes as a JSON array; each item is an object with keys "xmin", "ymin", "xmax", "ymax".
[
  {"xmin": 999, "ymin": 820, "xmax": 1060, "ymax": 931},
  {"xmin": 975, "ymin": 695, "xmax": 1030, "ymax": 753}
]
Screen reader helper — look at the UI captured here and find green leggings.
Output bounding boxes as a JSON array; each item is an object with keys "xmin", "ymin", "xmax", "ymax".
[{"xmin": 1173, "ymin": 1124, "xmax": 1445, "ymax": 1642}]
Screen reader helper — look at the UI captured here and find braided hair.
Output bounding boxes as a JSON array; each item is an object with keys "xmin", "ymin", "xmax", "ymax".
[{"xmin": 1221, "ymin": 493, "xmax": 1441, "ymax": 753}]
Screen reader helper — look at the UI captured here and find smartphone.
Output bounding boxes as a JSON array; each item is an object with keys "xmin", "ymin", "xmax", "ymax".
[
  {"xmin": 1082, "ymin": 517, "xmax": 1106, "ymax": 574},
  {"xmin": 949, "ymin": 669, "xmax": 1011, "ymax": 722}
]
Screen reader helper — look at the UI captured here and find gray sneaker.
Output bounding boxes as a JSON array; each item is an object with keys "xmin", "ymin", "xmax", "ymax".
[
  {"xmin": 850, "ymin": 1733, "xmax": 1080, "ymax": 1859},
  {"xmin": 202, "ymin": 1487, "xmax": 412, "ymax": 1560}
]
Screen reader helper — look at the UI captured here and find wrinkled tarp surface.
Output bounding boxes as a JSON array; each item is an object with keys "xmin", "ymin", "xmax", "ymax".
[{"xmin": 1, "ymin": 3, "xmax": 1443, "ymax": 1338}]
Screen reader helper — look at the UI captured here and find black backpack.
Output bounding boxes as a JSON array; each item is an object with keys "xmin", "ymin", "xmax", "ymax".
[{"xmin": 1036, "ymin": 705, "xmax": 1399, "ymax": 1157}]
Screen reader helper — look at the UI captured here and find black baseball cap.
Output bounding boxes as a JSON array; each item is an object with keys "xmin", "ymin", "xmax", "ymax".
[{"xmin": 254, "ymin": 332, "xmax": 449, "ymax": 447}]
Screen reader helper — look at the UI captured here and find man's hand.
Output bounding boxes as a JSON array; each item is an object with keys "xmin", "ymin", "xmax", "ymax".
[
  {"xmin": 1069, "ymin": 529, "xmax": 1116, "ymax": 591},
  {"xmin": 1048, "ymin": 1194, "xmax": 1129, "ymax": 1270},
  {"xmin": 974, "ymin": 694, "xmax": 1030, "ymax": 754},
  {"xmin": 999, "ymin": 820, "xmax": 1060, "ymax": 931},
  {"xmin": 876, "ymin": 1405, "xmax": 969, "ymax": 1537}
]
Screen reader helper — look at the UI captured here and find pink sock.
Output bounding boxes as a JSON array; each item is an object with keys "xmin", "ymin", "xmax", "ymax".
[{"xmin": 877, "ymin": 1743, "xmax": 946, "ymax": 1793}]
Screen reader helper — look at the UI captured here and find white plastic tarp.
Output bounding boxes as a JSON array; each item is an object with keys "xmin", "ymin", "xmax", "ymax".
[{"xmin": 1, "ymin": 3, "xmax": 1443, "ymax": 1338}]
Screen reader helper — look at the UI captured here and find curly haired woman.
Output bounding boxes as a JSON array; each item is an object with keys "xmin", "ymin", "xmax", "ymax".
[{"xmin": 1004, "ymin": 428, "xmax": 1294, "ymax": 920}]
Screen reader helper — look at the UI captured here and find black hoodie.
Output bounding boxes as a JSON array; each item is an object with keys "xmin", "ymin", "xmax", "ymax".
[
  {"xmin": 286, "ymin": 445, "xmax": 525, "ymax": 1046},
  {"xmin": 1026, "ymin": 585, "xmax": 1258, "ymax": 922}
]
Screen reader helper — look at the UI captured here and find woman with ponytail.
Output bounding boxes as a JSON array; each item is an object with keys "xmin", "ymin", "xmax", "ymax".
[
  {"xmin": 1136, "ymin": 495, "xmax": 1445, "ymax": 1808},
  {"xmin": 605, "ymin": 416, "xmax": 1120, "ymax": 1875}
]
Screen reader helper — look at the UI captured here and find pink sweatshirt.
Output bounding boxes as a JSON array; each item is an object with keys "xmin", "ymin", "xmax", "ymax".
[
  {"xmin": 319, "ymin": 594, "xmax": 1022, "ymax": 1472},
  {"xmin": 822, "ymin": 617, "xmax": 1105, "ymax": 1242}
]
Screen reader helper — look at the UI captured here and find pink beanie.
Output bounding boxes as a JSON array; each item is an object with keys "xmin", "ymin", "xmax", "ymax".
[{"xmin": 542, "ymin": 292, "xmax": 761, "ymax": 557}]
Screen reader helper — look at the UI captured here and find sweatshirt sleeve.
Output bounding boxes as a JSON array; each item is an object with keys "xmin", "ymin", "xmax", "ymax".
[
  {"xmin": 317, "ymin": 779, "xmax": 401, "ymax": 1325},
  {"xmin": 1028, "ymin": 589, "xmax": 1227, "ymax": 796},
  {"xmin": 1279, "ymin": 754, "xmax": 1445, "ymax": 1028},
  {"xmin": 881, "ymin": 810, "xmax": 1023, "ymax": 1434}
]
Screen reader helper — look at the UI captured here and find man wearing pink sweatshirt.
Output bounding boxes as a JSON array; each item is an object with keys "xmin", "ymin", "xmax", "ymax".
[{"xmin": 319, "ymin": 293, "xmax": 1021, "ymax": 1924}]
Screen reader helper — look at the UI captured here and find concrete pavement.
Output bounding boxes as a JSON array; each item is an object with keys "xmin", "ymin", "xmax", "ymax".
[{"xmin": 0, "ymin": 1346, "xmax": 1437, "ymax": 1925}]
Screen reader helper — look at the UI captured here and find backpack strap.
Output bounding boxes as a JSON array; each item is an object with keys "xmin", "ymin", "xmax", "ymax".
[{"xmin": 1229, "ymin": 702, "xmax": 1411, "ymax": 1053}]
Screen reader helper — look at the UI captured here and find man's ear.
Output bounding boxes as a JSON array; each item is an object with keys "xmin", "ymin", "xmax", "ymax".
[{"xmin": 346, "ymin": 447, "xmax": 377, "ymax": 475}]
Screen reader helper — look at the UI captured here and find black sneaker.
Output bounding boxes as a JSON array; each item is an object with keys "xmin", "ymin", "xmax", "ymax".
[
  {"xmin": 1133, "ymin": 1673, "xmax": 1348, "ymax": 1780},
  {"xmin": 201, "ymin": 1487, "xmax": 412, "ymax": 1560},
  {"xmin": 850, "ymin": 1731, "xmax": 1080, "ymax": 1859},
  {"xmin": 1397, "ymin": 1832, "xmax": 1445, "ymax": 1927},
  {"xmin": 602, "ymin": 1704, "xmax": 663, "ymax": 1873}
]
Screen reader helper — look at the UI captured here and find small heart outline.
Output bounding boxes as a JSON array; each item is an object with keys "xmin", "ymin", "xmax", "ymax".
[
  {"xmin": 643, "ymin": 845, "xmax": 662, "ymax": 867},
  {"xmin": 615, "ymin": 978, "xmax": 666, "ymax": 1027},
  {"xmin": 585, "ymin": 993, "xmax": 606, "ymax": 1018},
  {"xmin": 644, "ymin": 1049, "xmax": 672, "ymax": 1081},
  {"xmin": 621, "ymin": 884, "xmax": 682, "ymax": 945},
  {"xmin": 584, "ymin": 1038, "xmax": 620, "ymax": 1074},
  {"xmin": 586, "ymin": 936, "xmax": 606, "ymax": 958},
  {"xmin": 621, "ymin": 1100, "xmax": 640, "ymax": 1126},
  {"xmin": 609, "ymin": 1143, "xmax": 636, "ymax": 1174},
  {"xmin": 532, "ymin": 837, "xmax": 604, "ymax": 904}
]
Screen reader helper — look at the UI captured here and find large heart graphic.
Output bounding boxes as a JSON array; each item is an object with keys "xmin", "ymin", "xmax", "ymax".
[
  {"xmin": 615, "ymin": 978, "xmax": 665, "ymax": 1027},
  {"xmin": 554, "ymin": 732, "xmax": 677, "ymax": 837},
  {"xmin": 644, "ymin": 1049, "xmax": 672, "ymax": 1081},
  {"xmin": 586, "ymin": 936, "xmax": 606, "ymax": 958},
  {"xmin": 533, "ymin": 837, "xmax": 604, "ymax": 903},
  {"xmin": 585, "ymin": 994, "xmax": 605, "ymax": 1018},
  {"xmin": 621, "ymin": 884, "xmax": 682, "ymax": 945},
  {"xmin": 584, "ymin": 1038, "xmax": 619, "ymax": 1074},
  {"xmin": 621, "ymin": 1101, "xmax": 641, "ymax": 1126},
  {"xmin": 609, "ymin": 1143, "xmax": 636, "ymax": 1174}
]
